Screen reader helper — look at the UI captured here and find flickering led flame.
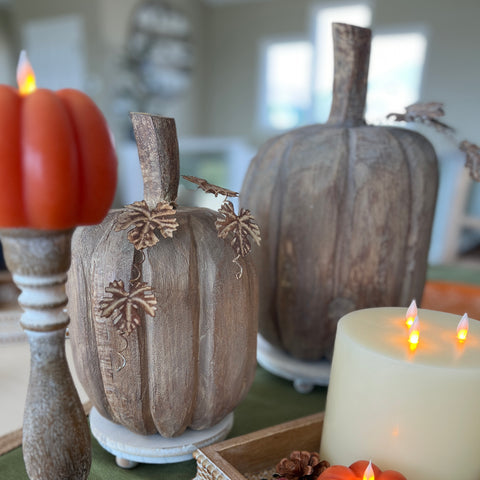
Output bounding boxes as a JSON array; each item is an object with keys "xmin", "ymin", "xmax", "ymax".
[
  {"xmin": 363, "ymin": 460, "xmax": 375, "ymax": 480},
  {"xmin": 405, "ymin": 299, "xmax": 417, "ymax": 327},
  {"xmin": 456, "ymin": 313, "xmax": 469, "ymax": 342},
  {"xmin": 16, "ymin": 50, "xmax": 36, "ymax": 95},
  {"xmin": 408, "ymin": 316, "xmax": 420, "ymax": 350}
]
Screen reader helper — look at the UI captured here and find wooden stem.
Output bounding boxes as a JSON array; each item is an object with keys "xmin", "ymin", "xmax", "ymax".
[
  {"xmin": 130, "ymin": 112, "xmax": 180, "ymax": 209},
  {"xmin": 0, "ymin": 228, "xmax": 91, "ymax": 480},
  {"xmin": 327, "ymin": 23, "xmax": 371, "ymax": 127}
]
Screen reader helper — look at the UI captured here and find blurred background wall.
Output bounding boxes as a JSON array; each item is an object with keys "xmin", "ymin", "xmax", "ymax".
[{"xmin": 0, "ymin": 0, "xmax": 479, "ymax": 264}]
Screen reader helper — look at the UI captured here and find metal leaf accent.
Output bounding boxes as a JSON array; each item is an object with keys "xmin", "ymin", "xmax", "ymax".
[
  {"xmin": 216, "ymin": 200, "xmax": 261, "ymax": 257},
  {"xmin": 460, "ymin": 140, "xmax": 480, "ymax": 182},
  {"xmin": 387, "ymin": 102, "xmax": 455, "ymax": 134},
  {"xmin": 182, "ymin": 175, "xmax": 239, "ymax": 198},
  {"xmin": 99, "ymin": 280, "xmax": 157, "ymax": 336},
  {"xmin": 387, "ymin": 102, "xmax": 480, "ymax": 184},
  {"xmin": 115, "ymin": 200, "xmax": 178, "ymax": 250}
]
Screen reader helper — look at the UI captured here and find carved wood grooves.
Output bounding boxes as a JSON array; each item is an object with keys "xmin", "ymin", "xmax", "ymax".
[
  {"xmin": 240, "ymin": 23, "xmax": 439, "ymax": 361},
  {"xmin": 67, "ymin": 208, "xmax": 258, "ymax": 437},
  {"xmin": 244, "ymin": 125, "xmax": 438, "ymax": 361},
  {"xmin": 67, "ymin": 113, "xmax": 258, "ymax": 438}
]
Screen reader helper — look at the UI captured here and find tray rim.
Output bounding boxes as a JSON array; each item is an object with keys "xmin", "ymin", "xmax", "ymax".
[{"xmin": 194, "ymin": 412, "xmax": 324, "ymax": 480}]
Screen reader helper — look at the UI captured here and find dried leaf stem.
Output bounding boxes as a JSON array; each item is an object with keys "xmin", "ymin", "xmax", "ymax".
[{"xmin": 388, "ymin": 102, "xmax": 480, "ymax": 182}]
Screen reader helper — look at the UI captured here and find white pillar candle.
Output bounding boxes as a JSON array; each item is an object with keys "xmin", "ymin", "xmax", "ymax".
[{"xmin": 320, "ymin": 307, "xmax": 480, "ymax": 480}]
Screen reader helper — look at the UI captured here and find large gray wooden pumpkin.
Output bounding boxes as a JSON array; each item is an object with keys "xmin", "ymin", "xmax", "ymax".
[
  {"xmin": 67, "ymin": 114, "xmax": 258, "ymax": 437},
  {"xmin": 240, "ymin": 23, "xmax": 438, "ymax": 361}
]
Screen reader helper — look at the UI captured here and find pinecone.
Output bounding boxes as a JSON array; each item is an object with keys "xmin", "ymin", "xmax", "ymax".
[{"xmin": 275, "ymin": 451, "xmax": 330, "ymax": 480}]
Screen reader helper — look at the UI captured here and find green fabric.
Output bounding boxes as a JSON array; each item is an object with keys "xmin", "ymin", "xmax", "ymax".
[
  {"xmin": 0, "ymin": 366, "xmax": 327, "ymax": 479},
  {"xmin": 427, "ymin": 264, "xmax": 480, "ymax": 284}
]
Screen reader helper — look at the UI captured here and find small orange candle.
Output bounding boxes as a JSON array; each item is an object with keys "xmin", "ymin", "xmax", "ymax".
[
  {"xmin": 363, "ymin": 461, "xmax": 375, "ymax": 480},
  {"xmin": 0, "ymin": 51, "xmax": 117, "ymax": 229},
  {"xmin": 317, "ymin": 460, "xmax": 407, "ymax": 479}
]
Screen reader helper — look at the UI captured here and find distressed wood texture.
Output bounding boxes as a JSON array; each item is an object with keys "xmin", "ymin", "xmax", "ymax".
[
  {"xmin": 0, "ymin": 228, "xmax": 91, "ymax": 480},
  {"xmin": 194, "ymin": 412, "xmax": 324, "ymax": 480},
  {"xmin": 66, "ymin": 113, "xmax": 258, "ymax": 438},
  {"xmin": 240, "ymin": 23, "xmax": 439, "ymax": 361}
]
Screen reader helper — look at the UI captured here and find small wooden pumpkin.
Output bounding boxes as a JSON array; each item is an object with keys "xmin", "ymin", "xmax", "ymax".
[
  {"xmin": 240, "ymin": 23, "xmax": 438, "ymax": 360},
  {"xmin": 318, "ymin": 460, "xmax": 407, "ymax": 480},
  {"xmin": 67, "ymin": 113, "xmax": 258, "ymax": 437}
]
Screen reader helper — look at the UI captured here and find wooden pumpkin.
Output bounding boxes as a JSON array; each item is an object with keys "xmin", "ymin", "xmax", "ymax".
[
  {"xmin": 67, "ymin": 113, "xmax": 258, "ymax": 438},
  {"xmin": 240, "ymin": 23, "xmax": 438, "ymax": 360},
  {"xmin": 318, "ymin": 460, "xmax": 407, "ymax": 480}
]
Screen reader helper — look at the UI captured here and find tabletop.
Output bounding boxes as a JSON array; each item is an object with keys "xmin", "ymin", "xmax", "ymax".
[
  {"xmin": 0, "ymin": 366, "xmax": 328, "ymax": 479},
  {"xmin": 1, "ymin": 263, "xmax": 479, "ymax": 479}
]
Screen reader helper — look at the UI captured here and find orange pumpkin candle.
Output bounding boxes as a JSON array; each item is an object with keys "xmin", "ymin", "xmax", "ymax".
[
  {"xmin": 0, "ymin": 51, "xmax": 117, "ymax": 229},
  {"xmin": 318, "ymin": 460, "xmax": 407, "ymax": 480}
]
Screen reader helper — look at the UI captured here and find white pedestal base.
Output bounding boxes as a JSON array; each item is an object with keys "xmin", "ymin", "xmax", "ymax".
[
  {"xmin": 257, "ymin": 334, "xmax": 331, "ymax": 392},
  {"xmin": 90, "ymin": 407, "xmax": 234, "ymax": 468}
]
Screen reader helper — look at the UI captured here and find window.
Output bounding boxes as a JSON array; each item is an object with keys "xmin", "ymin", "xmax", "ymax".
[
  {"xmin": 366, "ymin": 31, "xmax": 427, "ymax": 123},
  {"xmin": 260, "ymin": 3, "xmax": 427, "ymax": 130},
  {"xmin": 260, "ymin": 39, "xmax": 312, "ymax": 130}
]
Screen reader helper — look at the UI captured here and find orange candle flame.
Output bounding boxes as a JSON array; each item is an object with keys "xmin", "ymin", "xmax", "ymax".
[
  {"xmin": 17, "ymin": 50, "xmax": 36, "ymax": 95},
  {"xmin": 408, "ymin": 316, "xmax": 420, "ymax": 351},
  {"xmin": 363, "ymin": 460, "xmax": 375, "ymax": 480},
  {"xmin": 405, "ymin": 299, "xmax": 417, "ymax": 327},
  {"xmin": 456, "ymin": 313, "xmax": 469, "ymax": 343}
]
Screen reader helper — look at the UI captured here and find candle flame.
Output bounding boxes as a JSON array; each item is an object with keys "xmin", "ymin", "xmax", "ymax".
[
  {"xmin": 408, "ymin": 316, "xmax": 420, "ymax": 351},
  {"xmin": 16, "ymin": 50, "xmax": 36, "ymax": 95},
  {"xmin": 363, "ymin": 460, "xmax": 375, "ymax": 480},
  {"xmin": 405, "ymin": 299, "xmax": 417, "ymax": 327},
  {"xmin": 456, "ymin": 313, "xmax": 469, "ymax": 342}
]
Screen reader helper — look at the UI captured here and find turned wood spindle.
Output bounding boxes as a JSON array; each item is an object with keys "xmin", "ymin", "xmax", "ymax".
[{"xmin": 0, "ymin": 228, "xmax": 91, "ymax": 480}]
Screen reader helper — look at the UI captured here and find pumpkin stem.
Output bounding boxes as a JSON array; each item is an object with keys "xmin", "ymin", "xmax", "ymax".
[
  {"xmin": 130, "ymin": 112, "xmax": 180, "ymax": 208},
  {"xmin": 326, "ymin": 23, "xmax": 371, "ymax": 127}
]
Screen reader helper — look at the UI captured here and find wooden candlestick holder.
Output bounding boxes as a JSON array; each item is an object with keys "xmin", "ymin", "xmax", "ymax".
[{"xmin": 0, "ymin": 228, "xmax": 90, "ymax": 480}]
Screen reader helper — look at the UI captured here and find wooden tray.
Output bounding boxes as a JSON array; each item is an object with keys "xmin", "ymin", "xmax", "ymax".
[{"xmin": 193, "ymin": 412, "xmax": 324, "ymax": 480}]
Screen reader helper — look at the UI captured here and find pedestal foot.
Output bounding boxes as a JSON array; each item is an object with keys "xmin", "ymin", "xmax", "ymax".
[
  {"xmin": 293, "ymin": 379, "xmax": 315, "ymax": 394},
  {"xmin": 116, "ymin": 457, "xmax": 139, "ymax": 469}
]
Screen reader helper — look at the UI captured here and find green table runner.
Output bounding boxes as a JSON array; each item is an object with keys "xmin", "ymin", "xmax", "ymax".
[
  {"xmin": 427, "ymin": 264, "xmax": 480, "ymax": 284},
  {"xmin": 0, "ymin": 366, "xmax": 327, "ymax": 479}
]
